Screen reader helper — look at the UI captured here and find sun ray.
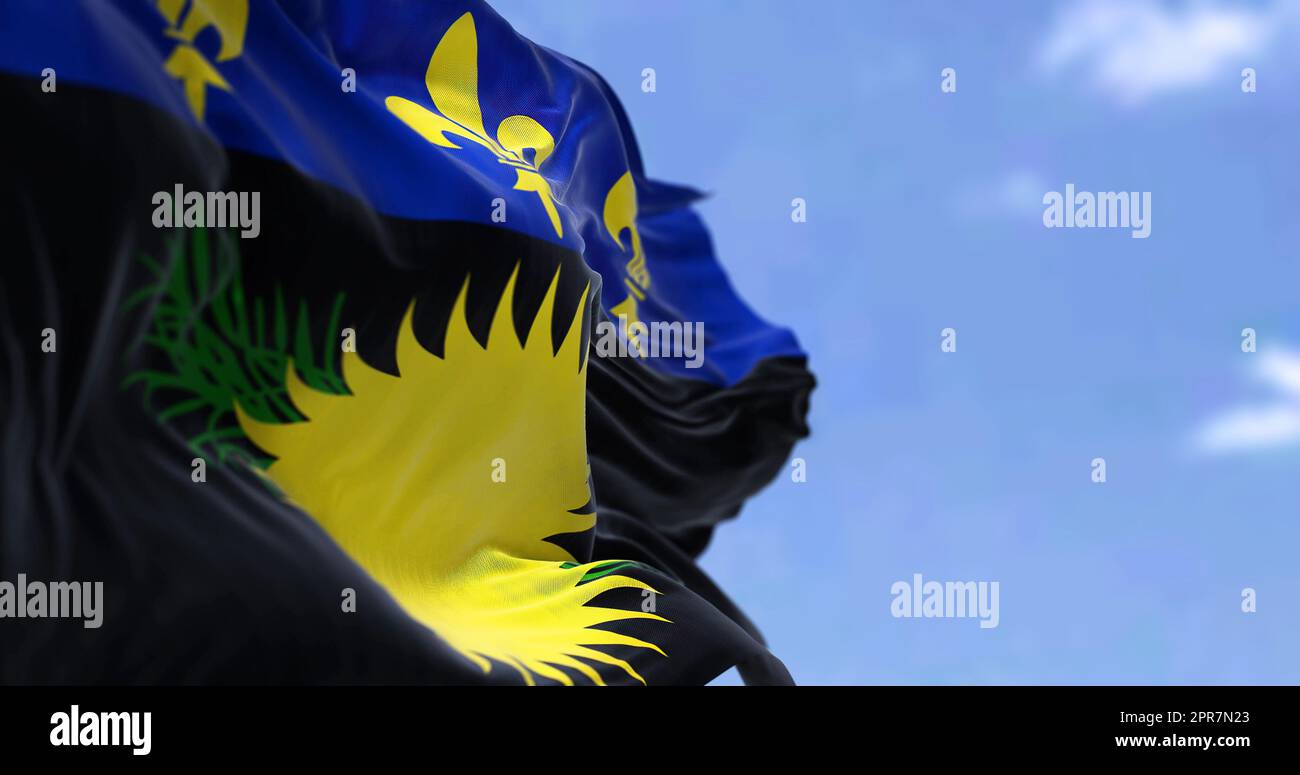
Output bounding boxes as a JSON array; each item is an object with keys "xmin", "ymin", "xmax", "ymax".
[
  {"xmin": 284, "ymin": 362, "xmax": 340, "ymax": 420},
  {"xmin": 570, "ymin": 646, "xmax": 648, "ymax": 685},
  {"xmin": 548, "ymin": 654, "xmax": 604, "ymax": 686}
]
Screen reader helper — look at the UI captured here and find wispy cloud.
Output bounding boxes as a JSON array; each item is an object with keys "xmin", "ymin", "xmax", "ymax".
[
  {"xmin": 954, "ymin": 169, "xmax": 1046, "ymax": 220},
  {"xmin": 1196, "ymin": 349, "xmax": 1300, "ymax": 453},
  {"xmin": 1039, "ymin": 0, "xmax": 1297, "ymax": 105}
]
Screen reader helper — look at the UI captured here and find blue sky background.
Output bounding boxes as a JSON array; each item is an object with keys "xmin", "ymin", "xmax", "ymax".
[{"xmin": 492, "ymin": 0, "xmax": 1300, "ymax": 684}]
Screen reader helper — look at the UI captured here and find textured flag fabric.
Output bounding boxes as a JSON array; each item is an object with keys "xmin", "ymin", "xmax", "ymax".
[{"xmin": 0, "ymin": 1, "xmax": 813, "ymax": 685}]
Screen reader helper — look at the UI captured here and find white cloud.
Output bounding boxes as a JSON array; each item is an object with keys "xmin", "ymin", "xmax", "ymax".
[
  {"xmin": 1039, "ymin": 0, "xmax": 1297, "ymax": 105},
  {"xmin": 955, "ymin": 169, "xmax": 1047, "ymax": 220},
  {"xmin": 1196, "ymin": 350, "xmax": 1300, "ymax": 453},
  {"xmin": 1257, "ymin": 348, "xmax": 1300, "ymax": 397}
]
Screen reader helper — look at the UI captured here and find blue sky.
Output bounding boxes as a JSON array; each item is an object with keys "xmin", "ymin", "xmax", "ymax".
[{"xmin": 491, "ymin": 0, "xmax": 1300, "ymax": 684}]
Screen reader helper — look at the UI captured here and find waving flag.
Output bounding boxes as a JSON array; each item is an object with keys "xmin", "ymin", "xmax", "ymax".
[{"xmin": 0, "ymin": 1, "xmax": 813, "ymax": 685}]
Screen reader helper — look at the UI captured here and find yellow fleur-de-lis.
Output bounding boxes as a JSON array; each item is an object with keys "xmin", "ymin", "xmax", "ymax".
[
  {"xmin": 604, "ymin": 170, "xmax": 651, "ymax": 355},
  {"xmin": 386, "ymin": 12, "xmax": 564, "ymax": 238},
  {"xmin": 156, "ymin": 0, "xmax": 248, "ymax": 120}
]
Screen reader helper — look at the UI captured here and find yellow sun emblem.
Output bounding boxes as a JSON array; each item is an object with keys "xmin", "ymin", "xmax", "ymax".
[{"xmin": 235, "ymin": 266, "xmax": 669, "ymax": 684}]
